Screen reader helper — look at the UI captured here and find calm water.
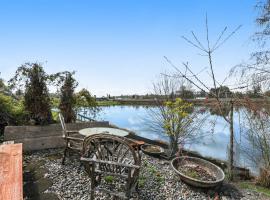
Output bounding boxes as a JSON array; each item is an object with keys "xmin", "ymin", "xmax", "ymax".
[{"xmin": 87, "ymin": 105, "xmax": 258, "ymax": 173}]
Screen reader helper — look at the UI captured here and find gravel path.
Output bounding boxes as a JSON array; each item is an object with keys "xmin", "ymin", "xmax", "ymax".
[{"xmin": 23, "ymin": 149, "xmax": 270, "ymax": 200}]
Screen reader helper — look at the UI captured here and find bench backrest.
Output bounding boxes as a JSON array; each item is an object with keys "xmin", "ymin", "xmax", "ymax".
[
  {"xmin": 82, "ymin": 134, "xmax": 140, "ymax": 177},
  {"xmin": 59, "ymin": 113, "xmax": 66, "ymax": 133}
]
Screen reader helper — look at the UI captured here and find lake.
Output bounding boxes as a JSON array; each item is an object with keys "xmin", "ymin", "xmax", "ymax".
[{"xmin": 84, "ymin": 105, "xmax": 260, "ymax": 174}]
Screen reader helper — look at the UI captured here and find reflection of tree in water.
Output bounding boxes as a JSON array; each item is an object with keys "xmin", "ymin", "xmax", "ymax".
[
  {"xmin": 239, "ymin": 109, "xmax": 270, "ymax": 174},
  {"xmin": 209, "ymin": 104, "xmax": 230, "ymax": 117}
]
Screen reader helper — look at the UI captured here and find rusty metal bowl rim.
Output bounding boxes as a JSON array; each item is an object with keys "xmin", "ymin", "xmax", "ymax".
[{"xmin": 171, "ymin": 156, "xmax": 225, "ymax": 185}]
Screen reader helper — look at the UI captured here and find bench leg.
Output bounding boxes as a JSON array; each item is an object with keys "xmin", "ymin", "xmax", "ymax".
[
  {"xmin": 62, "ymin": 147, "xmax": 68, "ymax": 165},
  {"xmin": 126, "ymin": 170, "xmax": 132, "ymax": 199},
  {"xmin": 90, "ymin": 163, "xmax": 95, "ymax": 200}
]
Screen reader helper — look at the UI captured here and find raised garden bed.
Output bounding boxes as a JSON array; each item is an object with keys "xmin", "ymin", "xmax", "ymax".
[{"xmin": 171, "ymin": 156, "xmax": 225, "ymax": 188}]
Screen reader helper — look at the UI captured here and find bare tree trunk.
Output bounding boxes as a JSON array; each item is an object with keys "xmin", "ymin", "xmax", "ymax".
[
  {"xmin": 228, "ymin": 101, "xmax": 234, "ymax": 180},
  {"xmin": 170, "ymin": 136, "xmax": 178, "ymax": 157}
]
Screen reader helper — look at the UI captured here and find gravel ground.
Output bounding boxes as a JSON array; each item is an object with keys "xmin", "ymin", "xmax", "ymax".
[{"xmin": 23, "ymin": 149, "xmax": 270, "ymax": 200}]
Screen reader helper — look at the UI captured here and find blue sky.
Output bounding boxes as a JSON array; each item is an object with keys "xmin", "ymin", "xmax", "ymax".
[{"xmin": 0, "ymin": 0, "xmax": 259, "ymax": 96}]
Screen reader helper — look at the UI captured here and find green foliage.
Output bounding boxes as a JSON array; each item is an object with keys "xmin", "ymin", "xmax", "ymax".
[
  {"xmin": 164, "ymin": 99, "xmax": 192, "ymax": 135},
  {"xmin": 51, "ymin": 110, "xmax": 59, "ymax": 121},
  {"xmin": 0, "ymin": 93, "xmax": 26, "ymax": 122},
  {"xmin": 209, "ymin": 86, "xmax": 232, "ymax": 98},
  {"xmin": 0, "ymin": 93, "xmax": 27, "ymax": 138},
  {"xmin": 104, "ymin": 175, "xmax": 114, "ymax": 183},
  {"xmin": 75, "ymin": 88, "xmax": 97, "ymax": 108},
  {"xmin": 97, "ymin": 100, "xmax": 120, "ymax": 106},
  {"xmin": 75, "ymin": 88, "xmax": 99, "ymax": 117},
  {"xmin": 0, "ymin": 76, "xmax": 26, "ymax": 138},
  {"xmin": 239, "ymin": 181, "xmax": 270, "ymax": 197},
  {"xmin": 138, "ymin": 175, "xmax": 146, "ymax": 187},
  {"xmin": 185, "ymin": 168, "xmax": 200, "ymax": 179},
  {"xmin": 59, "ymin": 72, "xmax": 77, "ymax": 123},
  {"xmin": 163, "ymin": 98, "xmax": 195, "ymax": 155},
  {"xmin": 51, "ymin": 97, "xmax": 60, "ymax": 108},
  {"xmin": 9, "ymin": 63, "xmax": 53, "ymax": 125}
]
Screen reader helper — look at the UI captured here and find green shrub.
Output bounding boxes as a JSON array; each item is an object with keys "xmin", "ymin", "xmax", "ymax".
[
  {"xmin": 59, "ymin": 72, "xmax": 77, "ymax": 123},
  {"xmin": 9, "ymin": 63, "xmax": 53, "ymax": 125},
  {"xmin": 0, "ymin": 93, "xmax": 27, "ymax": 139}
]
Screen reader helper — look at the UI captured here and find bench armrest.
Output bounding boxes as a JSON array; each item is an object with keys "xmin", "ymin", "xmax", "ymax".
[{"xmin": 65, "ymin": 136, "xmax": 84, "ymax": 142}]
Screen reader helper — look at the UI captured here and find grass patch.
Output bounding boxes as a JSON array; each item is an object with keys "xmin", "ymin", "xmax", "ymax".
[
  {"xmin": 238, "ymin": 181, "xmax": 270, "ymax": 197},
  {"xmin": 97, "ymin": 101, "xmax": 121, "ymax": 106}
]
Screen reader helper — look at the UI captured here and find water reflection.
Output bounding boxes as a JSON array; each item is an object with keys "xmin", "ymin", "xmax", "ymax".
[{"xmin": 91, "ymin": 105, "xmax": 263, "ymax": 174}]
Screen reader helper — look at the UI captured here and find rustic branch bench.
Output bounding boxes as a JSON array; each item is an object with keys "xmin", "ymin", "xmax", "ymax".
[{"xmin": 81, "ymin": 134, "xmax": 141, "ymax": 199}]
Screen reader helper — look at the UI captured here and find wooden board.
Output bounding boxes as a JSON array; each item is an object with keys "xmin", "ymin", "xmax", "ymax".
[{"xmin": 0, "ymin": 143, "xmax": 23, "ymax": 200}]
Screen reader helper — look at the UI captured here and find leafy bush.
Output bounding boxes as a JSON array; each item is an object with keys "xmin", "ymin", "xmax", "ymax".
[
  {"xmin": 9, "ymin": 63, "xmax": 54, "ymax": 125},
  {"xmin": 163, "ymin": 98, "xmax": 195, "ymax": 155},
  {"xmin": 0, "ymin": 93, "xmax": 27, "ymax": 138},
  {"xmin": 75, "ymin": 88, "xmax": 99, "ymax": 118}
]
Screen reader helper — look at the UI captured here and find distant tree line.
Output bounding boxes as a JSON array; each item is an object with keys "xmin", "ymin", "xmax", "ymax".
[{"xmin": 109, "ymin": 84, "xmax": 267, "ymax": 100}]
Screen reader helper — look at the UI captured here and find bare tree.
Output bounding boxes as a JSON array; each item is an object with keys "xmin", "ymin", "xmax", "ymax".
[
  {"xmin": 147, "ymin": 75, "xmax": 207, "ymax": 157},
  {"xmin": 164, "ymin": 15, "xmax": 242, "ymax": 180}
]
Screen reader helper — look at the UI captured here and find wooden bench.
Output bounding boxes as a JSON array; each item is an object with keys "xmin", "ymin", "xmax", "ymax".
[
  {"xmin": 81, "ymin": 134, "xmax": 141, "ymax": 199},
  {"xmin": 0, "ymin": 143, "xmax": 23, "ymax": 200}
]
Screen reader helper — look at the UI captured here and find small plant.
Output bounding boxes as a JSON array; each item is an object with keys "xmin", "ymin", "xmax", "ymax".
[
  {"xmin": 145, "ymin": 163, "xmax": 160, "ymax": 176},
  {"xmin": 156, "ymin": 174, "xmax": 165, "ymax": 183},
  {"xmin": 104, "ymin": 175, "xmax": 114, "ymax": 184},
  {"xmin": 138, "ymin": 176, "xmax": 146, "ymax": 187},
  {"xmin": 143, "ymin": 162, "xmax": 165, "ymax": 184},
  {"xmin": 185, "ymin": 169, "xmax": 199, "ymax": 179}
]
